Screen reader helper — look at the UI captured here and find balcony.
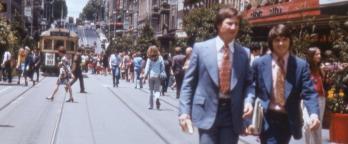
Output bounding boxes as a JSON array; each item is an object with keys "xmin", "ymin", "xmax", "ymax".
[
  {"xmin": 160, "ymin": 2, "xmax": 170, "ymax": 14},
  {"xmin": 152, "ymin": 5, "xmax": 160, "ymax": 16}
]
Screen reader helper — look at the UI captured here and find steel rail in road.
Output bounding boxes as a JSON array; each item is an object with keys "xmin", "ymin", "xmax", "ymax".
[
  {"xmin": 139, "ymin": 89, "xmax": 179, "ymax": 110},
  {"xmin": 49, "ymin": 90, "xmax": 67, "ymax": 144},
  {"xmin": 0, "ymin": 77, "xmax": 46, "ymax": 111},
  {"xmin": 107, "ymin": 87, "xmax": 171, "ymax": 144}
]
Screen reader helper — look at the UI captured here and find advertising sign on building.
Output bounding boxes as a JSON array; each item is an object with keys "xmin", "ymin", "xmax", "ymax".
[
  {"xmin": 45, "ymin": 53, "xmax": 55, "ymax": 66},
  {"xmin": 24, "ymin": 7, "xmax": 32, "ymax": 17}
]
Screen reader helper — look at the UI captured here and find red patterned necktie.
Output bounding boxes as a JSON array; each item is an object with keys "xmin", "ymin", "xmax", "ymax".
[
  {"xmin": 275, "ymin": 57, "xmax": 285, "ymax": 106},
  {"xmin": 219, "ymin": 44, "xmax": 231, "ymax": 95}
]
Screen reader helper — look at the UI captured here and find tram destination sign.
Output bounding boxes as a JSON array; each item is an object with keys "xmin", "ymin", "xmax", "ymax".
[
  {"xmin": 45, "ymin": 53, "xmax": 55, "ymax": 66},
  {"xmin": 50, "ymin": 31, "xmax": 70, "ymax": 37}
]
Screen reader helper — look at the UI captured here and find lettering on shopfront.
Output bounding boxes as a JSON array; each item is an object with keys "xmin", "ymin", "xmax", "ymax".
[
  {"xmin": 250, "ymin": 6, "xmax": 283, "ymax": 18},
  {"xmin": 251, "ymin": 10, "xmax": 263, "ymax": 18},
  {"xmin": 270, "ymin": 7, "xmax": 282, "ymax": 15}
]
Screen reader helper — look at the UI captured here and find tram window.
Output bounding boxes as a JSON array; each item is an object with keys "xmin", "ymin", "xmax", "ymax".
[
  {"xmin": 44, "ymin": 39, "xmax": 53, "ymax": 50},
  {"xmin": 54, "ymin": 40, "xmax": 64, "ymax": 50},
  {"xmin": 67, "ymin": 41, "xmax": 75, "ymax": 51}
]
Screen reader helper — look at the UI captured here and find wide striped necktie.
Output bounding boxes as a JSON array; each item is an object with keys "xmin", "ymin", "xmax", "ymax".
[
  {"xmin": 219, "ymin": 45, "xmax": 231, "ymax": 95},
  {"xmin": 275, "ymin": 57, "xmax": 285, "ymax": 106}
]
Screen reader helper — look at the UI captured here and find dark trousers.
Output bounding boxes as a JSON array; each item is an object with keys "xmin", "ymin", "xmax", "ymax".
[
  {"xmin": 198, "ymin": 101, "xmax": 238, "ymax": 144},
  {"xmin": 33, "ymin": 67, "xmax": 40, "ymax": 81},
  {"xmin": 260, "ymin": 110, "xmax": 291, "ymax": 144},
  {"xmin": 112, "ymin": 66, "xmax": 120, "ymax": 86},
  {"xmin": 174, "ymin": 72, "xmax": 184, "ymax": 98},
  {"xmin": 161, "ymin": 76, "xmax": 170, "ymax": 93},
  {"xmin": 70, "ymin": 72, "xmax": 85, "ymax": 92},
  {"xmin": 2, "ymin": 62, "xmax": 12, "ymax": 83}
]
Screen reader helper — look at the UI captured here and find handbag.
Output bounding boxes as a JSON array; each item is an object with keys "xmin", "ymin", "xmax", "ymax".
[
  {"xmin": 159, "ymin": 59, "xmax": 167, "ymax": 80},
  {"xmin": 249, "ymin": 98, "xmax": 263, "ymax": 135}
]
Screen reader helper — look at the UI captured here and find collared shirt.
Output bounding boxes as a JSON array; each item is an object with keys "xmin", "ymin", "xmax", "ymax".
[
  {"xmin": 216, "ymin": 36, "xmax": 235, "ymax": 68},
  {"xmin": 216, "ymin": 36, "xmax": 235, "ymax": 99},
  {"xmin": 144, "ymin": 56, "xmax": 164, "ymax": 78},
  {"xmin": 109, "ymin": 54, "xmax": 121, "ymax": 68},
  {"xmin": 2, "ymin": 51, "xmax": 11, "ymax": 65},
  {"xmin": 270, "ymin": 52, "xmax": 289, "ymax": 112}
]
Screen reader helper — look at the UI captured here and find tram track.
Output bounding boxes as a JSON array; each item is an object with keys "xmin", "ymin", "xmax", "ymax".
[
  {"xmin": 49, "ymin": 90, "xmax": 67, "ymax": 144},
  {"xmin": 139, "ymin": 89, "xmax": 179, "ymax": 110},
  {"xmin": 0, "ymin": 77, "xmax": 46, "ymax": 111},
  {"xmin": 107, "ymin": 87, "xmax": 171, "ymax": 144}
]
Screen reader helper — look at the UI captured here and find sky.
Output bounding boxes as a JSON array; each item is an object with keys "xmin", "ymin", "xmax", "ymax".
[{"xmin": 66, "ymin": 0, "xmax": 88, "ymax": 19}]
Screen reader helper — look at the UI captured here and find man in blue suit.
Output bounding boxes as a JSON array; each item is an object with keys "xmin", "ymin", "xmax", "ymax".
[
  {"xmin": 245, "ymin": 24, "xmax": 321, "ymax": 144},
  {"xmin": 178, "ymin": 5, "xmax": 254, "ymax": 144}
]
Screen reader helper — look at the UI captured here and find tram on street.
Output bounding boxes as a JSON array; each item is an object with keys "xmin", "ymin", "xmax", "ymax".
[{"xmin": 39, "ymin": 28, "xmax": 78, "ymax": 75}]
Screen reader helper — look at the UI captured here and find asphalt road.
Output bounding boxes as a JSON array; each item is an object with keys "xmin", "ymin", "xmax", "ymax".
[{"xmin": 0, "ymin": 74, "xmax": 330, "ymax": 144}]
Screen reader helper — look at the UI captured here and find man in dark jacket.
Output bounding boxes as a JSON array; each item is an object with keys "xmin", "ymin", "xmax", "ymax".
[
  {"xmin": 33, "ymin": 48, "xmax": 42, "ymax": 82},
  {"xmin": 70, "ymin": 49, "xmax": 86, "ymax": 93},
  {"xmin": 172, "ymin": 47, "xmax": 186, "ymax": 98}
]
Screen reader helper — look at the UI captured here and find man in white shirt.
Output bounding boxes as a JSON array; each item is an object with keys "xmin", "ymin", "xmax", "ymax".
[
  {"xmin": 1, "ymin": 49, "xmax": 12, "ymax": 83},
  {"xmin": 109, "ymin": 51, "xmax": 121, "ymax": 87}
]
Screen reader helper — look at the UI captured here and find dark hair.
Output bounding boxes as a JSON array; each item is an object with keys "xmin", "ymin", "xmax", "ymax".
[
  {"xmin": 306, "ymin": 46, "xmax": 322, "ymax": 76},
  {"xmin": 163, "ymin": 53, "xmax": 169, "ymax": 60},
  {"xmin": 267, "ymin": 24, "xmax": 292, "ymax": 52},
  {"xmin": 214, "ymin": 5, "xmax": 241, "ymax": 32},
  {"xmin": 250, "ymin": 43, "xmax": 261, "ymax": 52}
]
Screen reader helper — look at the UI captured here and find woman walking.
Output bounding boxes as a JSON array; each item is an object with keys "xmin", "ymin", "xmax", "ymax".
[
  {"xmin": 142, "ymin": 46, "xmax": 165, "ymax": 110},
  {"xmin": 16, "ymin": 48, "xmax": 26, "ymax": 85},
  {"xmin": 46, "ymin": 49, "xmax": 75, "ymax": 102},
  {"xmin": 303, "ymin": 46, "xmax": 325, "ymax": 144}
]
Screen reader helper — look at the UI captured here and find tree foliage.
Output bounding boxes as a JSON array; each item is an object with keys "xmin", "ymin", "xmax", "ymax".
[
  {"xmin": 108, "ymin": 35, "xmax": 135, "ymax": 53},
  {"xmin": 136, "ymin": 23, "xmax": 158, "ymax": 53},
  {"xmin": 52, "ymin": 0, "xmax": 68, "ymax": 20},
  {"xmin": 80, "ymin": 0, "xmax": 103, "ymax": 21},
  {"xmin": 183, "ymin": 4, "xmax": 252, "ymax": 46},
  {"xmin": 183, "ymin": 5, "xmax": 219, "ymax": 46},
  {"xmin": 0, "ymin": 17, "xmax": 17, "ymax": 59}
]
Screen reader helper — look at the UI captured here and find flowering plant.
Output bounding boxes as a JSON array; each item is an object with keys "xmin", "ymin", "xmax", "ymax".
[
  {"xmin": 325, "ymin": 64, "xmax": 348, "ymax": 114},
  {"xmin": 326, "ymin": 86, "xmax": 348, "ymax": 114}
]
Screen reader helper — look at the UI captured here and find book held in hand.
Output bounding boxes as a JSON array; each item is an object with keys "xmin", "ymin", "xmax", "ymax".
[{"xmin": 249, "ymin": 98, "xmax": 263, "ymax": 135}]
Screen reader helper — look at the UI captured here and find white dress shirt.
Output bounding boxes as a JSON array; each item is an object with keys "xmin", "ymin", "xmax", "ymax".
[{"xmin": 2, "ymin": 51, "xmax": 11, "ymax": 65}]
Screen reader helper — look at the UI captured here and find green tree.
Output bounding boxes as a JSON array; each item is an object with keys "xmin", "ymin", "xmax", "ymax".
[
  {"xmin": 183, "ymin": 5, "xmax": 219, "ymax": 46},
  {"xmin": 0, "ymin": 17, "xmax": 17, "ymax": 58},
  {"xmin": 80, "ymin": 0, "xmax": 103, "ymax": 21},
  {"xmin": 136, "ymin": 23, "xmax": 158, "ymax": 53},
  {"xmin": 183, "ymin": 4, "xmax": 252, "ymax": 46},
  {"xmin": 108, "ymin": 35, "xmax": 134, "ymax": 53},
  {"xmin": 52, "ymin": 0, "xmax": 68, "ymax": 20}
]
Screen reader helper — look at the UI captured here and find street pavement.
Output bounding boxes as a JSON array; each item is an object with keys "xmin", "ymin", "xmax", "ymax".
[{"xmin": 0, "ymin": 74, "xmax": 331, "ymax": 144}]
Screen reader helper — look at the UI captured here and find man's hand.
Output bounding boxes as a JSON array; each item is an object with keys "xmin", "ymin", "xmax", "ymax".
[
  {"xmin": 179, "ymin": 114, "xmax": 191, "ymax": 132},
  {"xmin": 309, "ymin": 117, "xmax": 320, "ymax": 131},
  {"xmin": 243, "ymin": 103, "xmax": 253, "ymax": 119}
]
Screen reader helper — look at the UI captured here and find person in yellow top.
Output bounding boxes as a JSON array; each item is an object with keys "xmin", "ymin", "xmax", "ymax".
[{"xmin": 16, "ymin": 47, "xmax": 26, "ymax": 85}]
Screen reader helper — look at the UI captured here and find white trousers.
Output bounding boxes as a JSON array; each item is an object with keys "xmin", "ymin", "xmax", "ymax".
[{"xmin": 302, "ymin": 96, "xmax": 326, "ymax": 144}]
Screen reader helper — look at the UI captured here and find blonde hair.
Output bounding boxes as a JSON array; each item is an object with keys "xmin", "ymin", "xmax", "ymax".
[{"xmin": 147, "ymin": 45, "xmax": 160, "ymax": 58}]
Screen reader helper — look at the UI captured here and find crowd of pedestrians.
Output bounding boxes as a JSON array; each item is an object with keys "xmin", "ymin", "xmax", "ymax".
[
  {"xmin": 0, "ymin": 46, "xmax": 41, "ymax": 86},
  {"xmin": 2, "ymin": 4, "xmax": 348, "ymax": 144}
]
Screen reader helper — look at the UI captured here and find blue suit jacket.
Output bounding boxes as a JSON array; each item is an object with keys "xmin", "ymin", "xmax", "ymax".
[
  {"xmin": 179, "ymin": 37, "xmax": 253, "ymax": 134},
  {"xmin": 245, "ymin": 54, "xmax": 320, "ymax": 139}
]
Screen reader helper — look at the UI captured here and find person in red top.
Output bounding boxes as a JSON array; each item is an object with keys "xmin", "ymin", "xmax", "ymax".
[{"xmin": 303, "ymin": 46, "xmax": 325, "ymax": 144}]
